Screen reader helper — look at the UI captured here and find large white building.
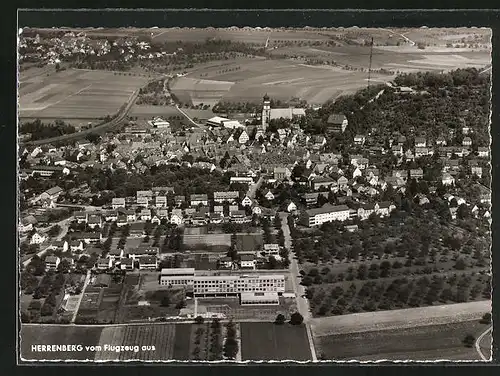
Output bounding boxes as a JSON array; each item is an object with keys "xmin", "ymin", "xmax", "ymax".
[
  {"xmin": 159, "ymin": 269, "xmax": 285, "ymax": 303},
  {"xmin": 207, "ymin": 116, "xmax": 244, "ymax": 129},
  {"xmin": 305, "ymin": 203, "xmax": 351, "ymax": 227}
]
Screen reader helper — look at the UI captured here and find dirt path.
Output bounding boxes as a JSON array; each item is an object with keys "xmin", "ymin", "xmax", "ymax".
[{"xmin": 311, "ymin": 300, "xmax": 491, "ymax": 337}]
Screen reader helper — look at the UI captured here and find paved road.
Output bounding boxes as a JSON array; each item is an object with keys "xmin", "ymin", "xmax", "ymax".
[
  {"xmin": 475, "ymin": 325, "xmax": 492, "ymax": 361},
  {"xmin": 175, "ymin": 104, "xmax": 205, "ymax": 129},
  {"xmin": 280, "ymin": 211, "xmax": 317, "ymax": 361},
  {"xmin": 71, "ymin": 270, "xmax": 92, "ymax": 323},
  {"xmin": 21, "ymin": 89, "xmax": 140, "ymax": 147},
  {"xmin": 247, "ymin": 175, "xmax": 264, "ymax": 199}
]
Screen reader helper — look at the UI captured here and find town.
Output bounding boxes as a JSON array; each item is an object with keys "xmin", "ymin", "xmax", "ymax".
[{"xmin": 19, "ymin": 26, "xmax": 492, "ymax": 362}]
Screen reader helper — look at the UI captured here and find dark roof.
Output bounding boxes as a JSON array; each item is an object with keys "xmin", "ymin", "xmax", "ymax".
[
  {"xmin": 306, "ymin": 204, "xmax": 350, "ymax": 216},
  {"xmin": 327, "ymin": 114, "xmax": 347, "ymax": 124},
  {"xmin": 139, "ymin": 256, "xmax": 157, "ymax": 264}
]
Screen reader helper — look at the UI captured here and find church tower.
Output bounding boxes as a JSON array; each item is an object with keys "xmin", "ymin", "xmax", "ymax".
[{"xmin": 261, "ymin": 93, "xmax": 271, "ymax": 131}]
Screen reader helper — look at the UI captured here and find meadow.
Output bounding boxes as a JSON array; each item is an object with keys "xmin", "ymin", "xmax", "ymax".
[{"xmin": 19, "ymin": 68, "xmax": 149, "ymax": 120}]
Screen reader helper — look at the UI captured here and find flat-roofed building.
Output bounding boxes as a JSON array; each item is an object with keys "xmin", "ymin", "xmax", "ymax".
[
  {"xmin": 305, "ymin": 203, "xmax": 350, "ymax": 227},
  {"xmin": 240, "ymin": 292, "xmax": 279, "ymax": 305},
  {"xmin": 160, "ymin": 268, "xmax": 196, "ymax": 287}
]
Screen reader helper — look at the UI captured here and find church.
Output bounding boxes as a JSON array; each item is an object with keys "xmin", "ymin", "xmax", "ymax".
[{"xmin": 261, "ymin": 94, "xmax": 306, "ymax": 130}]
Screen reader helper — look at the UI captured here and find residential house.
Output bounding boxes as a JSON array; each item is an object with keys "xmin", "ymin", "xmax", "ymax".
[
  {"xmin": 157, "ymin": 208, "xmax": 169, "ymax": 219},
  {"xmin": 357, "ymin": 203, "xmax": 379, "ymax": 220},
  {"xmin": 240, "ymin": 254, "xmax": 256, "ymax": 270},
  {"xmin": 391, "ymin": 144, "xmax": 403, "ymax": 156},
  {"xmin": 74, "ymin": 211, "xmax": 88, "ymax": 224},
  {"xmin": 462, "ymin": 137, "xmax": 472, "ymax": 147},
  {"xmin": 112, "ymin": 198, "xmax": 126, "ymax": 209},
  {"xmin": 469, "ymin": 160, "xmax": 483, "ymax": 178},
  {"xmin": 139, "ymin": 256, "xmax": 158, "ymax": 270},
  {"xmin": 262, "ymin": 243, "xmax": 280, "ymax": 256},
  {"xmin": 137, "ymin": 190, "xmax": 154, "ymax": 200},
  {"xmin": 312, "ymin": 135, "xmax": 327, "ymax": 147},
  {"xmin": 377, "ymin": 202, "xmax": 395, "ymax": 217},
  {"xmin": 209, "ymin": 212, "xmax": 223, "ymax": 224},
  {"xmin": 478, "ymin": 147, "xmax": 489, "ymax": 158},
  {"xmin": 415, "ymin": 137, "xmax": 427, "ymax": 148},
  {"xmin": 190, "ymin": 194, "xmax": 208, "ymax": 207},
  {"xmin": 104, "ymin": 211, "xmax": 118, "ymax": 222},
  {"xmin": 230, "ymin": 210, "xmax": 248, "ymax": 223},
  {"xmin": 274, "ymin": 167, "xmax": 291, "ymax": 181},
  {"xmin": 345, "ymin": 224, "xmax": 358, "ymax": 232},
  {"xmin": 50, "ymin": 240, "xmax": 69, "ymax": 252},
  {"xmin": 70, "ymin": 240, "xmax": 84, "ymax": 252},
  {"xmin": 117, "ymin": 214, "xmax": 128, "ymax": 227},
  {"xmin": 120, "ymin": 258, "xmax": 134, "ymax": 271},
  {"xmin": 29, "ymin": 232, "xmax": 46, "ymax": 245},
  {"xmin": 192, "ymin": 212, "xmax": 207, "ymax": 226},
  {"xmin": 136, "ymin": 196, "xmax": 149, "ymax": 208},
  {"xmin": 139, "ymin": 209, "xmax": 152, "ymax": 221},
  {"xmin": 435, "ymin": 136, "xmax": 447, "ymax": 146},
  {"xmin": 352, "ymin": 167, "xmax": 362, "ymax": 179},
  {"xmin": 241, "ymin": 196, "xmax": 253, "ymax": 207},
  {"xmin": 409, "ymin": 168, "xmax": 424, "ymax": 180},
  {"xmin": 40, "ymin": 186, "xmax": 64, "ymax": 201},
  {"xmin": 415, "ymin": 193, "xmax": 430, "ymax": 206},
  {"xmin": 326, "ymin": 114, "xmax": 348, "ymax": 133},
  {"xmin": 97, "ymin": 258, "xmax": 113, "ymax": 271},
  {"xmin": 337, "ymin": 176, "xmax": 349, "ymax": 188},
  {"xmin": 287, "ymin": 201, "xmax": 298, "ymax": 213},
  {"xmin": 219, "ymin": 256, "xmax": 234, "ymax": 269},
  {"xmin": 354, "ymin": 135, "xmax": 366, "ymax": 146},
  {"xmin": 415, "ymin": 147, "xmax": 430, "ymax": 158},
  {"xmin": 45, "ymin": 256, "xmax": 60, "ymax": 271},
  {"xmin": 442, "ymin": 173, "xmax": 455, "ymax": 186},
  {"xmin": 174, "ymin": 195, "xmax": 186, "ymax": 207},
  {"xmin": 125, "ymin": 210, "xmax": 136, "ymax": 222},
  {"xmin": 170, "ymin": 209, "xmax": 183, "ymax": 225},
  {"xmin": 155, "ymin": 196, "xmax": 167, "ymax": 208},
  {"xmin": 87, "ymin": 214, "xmax": 102, "ymax": 229},
  {"xmin": 109, "ymin": 248, "xmax": 124, "ymax": 262},
  {"xmin": 264, "ymin": 190, "xmax": 275, "ymax": 200}
]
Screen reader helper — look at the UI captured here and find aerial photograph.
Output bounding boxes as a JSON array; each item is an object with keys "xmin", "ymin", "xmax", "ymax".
[{"xmin": 17, "ymin": 25, "xmax": 492, "ymax": 362}]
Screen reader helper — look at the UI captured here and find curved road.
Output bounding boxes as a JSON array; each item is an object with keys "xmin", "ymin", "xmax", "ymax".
[
  {"xmin": 475, "ymin": 325, "xmax": 492, "ymax": 361},
  {"xmin": 21, "ymin": 89, "xmax": 140, "ymax": 147}
]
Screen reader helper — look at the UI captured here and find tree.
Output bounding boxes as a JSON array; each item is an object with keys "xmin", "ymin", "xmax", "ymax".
[
  {"xmin": 161, "ymin": 295, "xmax": 171, "ymax": 307},
  {"xmin": 86, "ymin": 132, "xmax": 101, "ymax": 144},
  {"xmin": 175, "ymin": 299, "xmax": 186, "ymax": 309},
  {"xmin": 275, "ymin": 313, "xmax": 286, "ymax": 325},
  {"xmin": 463, "ymin": 334, "xmax": 476, "ymax": 348},
  {"xmin": 223, "ymin": 337, "xmax": 239, "ymax": 359},
  {"xmin": 289, "ymin": 312, "xmax": 304, "ymax": 325},
  {"xmin": 480, "ymin": 312, "xmax": 492, "ymax": 324},
  {"xmin": 195, "ymin": 315, "xmax": 205, "ymax": 325},
  {"xmin": 454, "ymin": 258, "xmax": 467, "ymax": 270},
  {"xmin": 48, "ymin": 224, "xmax": 61, "ymax": 237}
]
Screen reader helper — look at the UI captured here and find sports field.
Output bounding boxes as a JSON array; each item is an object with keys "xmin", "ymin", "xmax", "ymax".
[{"xmin": 19, "ymin": 68, "xmax": 149, "ymax": 120}]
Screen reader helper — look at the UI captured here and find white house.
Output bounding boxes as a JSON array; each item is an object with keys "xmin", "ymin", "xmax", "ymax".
[
  {"xmin": 112, "ymin": 198, "xmax": 126, "ymax": 209},
  {"xmin": 30, "ymin": 232, "xmax": 46, "ymax": 245},
  {"xmin": 352, "ymin": 167, "xmax": 362, "ymax": 179},
  {"xmin": 241, "ymin": 196, "xmax": 253, "ymax": 207},
  {"xmin": 264, "ymin": 190, "xmax": 275, "ymax": 200},
  {"xmin": 45, "ymin": 256, "xmax": 60, "ymax": 271},
  {"xmin": 170, "ymin": 209, "xmax": 183, "ymax": 225},
  {"xmin": 240, "ymin": 254, "xmax": 256, "ymax": 270},
  {"xmin": 442, "ymin": 173, "xmax": 455, "ymax": 186},
  {"xmin": 287, "ymin": 201, "xmax": 297, "ymax": 213},
  {"xmin": 139, "ymin": 209, "xmax": 152, "ymax": 221}
]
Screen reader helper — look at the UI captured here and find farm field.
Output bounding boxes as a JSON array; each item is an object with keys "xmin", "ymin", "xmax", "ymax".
[
  {"xmin": 19, "ymin": 68, "xmax": 149, "ymax": 120},
  {"xmin": 20, "ymin": 325, "xmax": 104, "ymax": 360},
  {"xmin": 129, "ymin": 104, "xmax": 180, "ymax": 119},
  {"xmin": 310, "ymin": 300, "xmax": 491, "ymax": 337},
  {"xmin": 315, "ymin": 319, "xmax": 488, "ymax": 361},
  {"xmin": 94, "ymin": 324, "xmax": 177, "ymax": 361},
  {"xmin": 240, "ymin": 322, "xmax": 312, "ymax": 361}
]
